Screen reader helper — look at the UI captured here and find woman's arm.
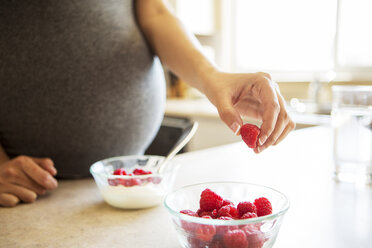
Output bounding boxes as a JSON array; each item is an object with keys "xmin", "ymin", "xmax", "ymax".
[
  {"xmin": 135, "ymin": 0, "xmax": 216, "ymax": 94},
  {"xmin": 136, "ymin": 0, "xmax": 295, "ymax": 153}
]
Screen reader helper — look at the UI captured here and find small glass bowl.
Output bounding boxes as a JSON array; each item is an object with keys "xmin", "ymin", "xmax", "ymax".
[
  {"xmin": 90, "ymin": 155, "xmax": 178, "ymax": 209},
  {"xmin": 164, "ymin": 182, "xmax": 289, "ymax": 248}
]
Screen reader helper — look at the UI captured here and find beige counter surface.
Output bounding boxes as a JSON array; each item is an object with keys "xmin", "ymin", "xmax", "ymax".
[
  {"xmin": 1, "ymin": 126, "xmax": 371, "ymax": 248},
  {"xmin": 0, "ymin": 179, "xmax": 178, "ymax": 248}
]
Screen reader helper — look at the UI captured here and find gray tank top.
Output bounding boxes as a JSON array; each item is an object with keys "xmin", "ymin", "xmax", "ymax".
[{"xmin": 0, "ymin": 0, "xmax": 166, "ymax": 178}]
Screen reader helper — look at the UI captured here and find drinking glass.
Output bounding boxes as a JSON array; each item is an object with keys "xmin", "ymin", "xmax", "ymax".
[{"xmin": 332, "ymin": 86, "xmax": 372, "ymax": 183}]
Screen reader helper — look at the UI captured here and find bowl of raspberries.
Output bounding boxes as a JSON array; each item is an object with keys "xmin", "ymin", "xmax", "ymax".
[{"xmin": 164, "ymin": 182, "xmax": 289, "ymax": 248}]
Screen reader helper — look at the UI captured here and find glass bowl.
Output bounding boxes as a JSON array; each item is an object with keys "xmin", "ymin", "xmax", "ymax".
[
  {"xmin": 90, "ymin": 155, "xmax": 178, "ymax": 209},
  {"xmin": 164, "ymin": 182, "xmax": 289, "ymax": 248}
]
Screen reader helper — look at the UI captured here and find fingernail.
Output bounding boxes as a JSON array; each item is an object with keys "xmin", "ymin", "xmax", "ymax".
[
  {"xmin": 51, "ymin": 167, "xmax": 57, "ymax": 176},
  {"xmin": 47, "ymin": 175, "xmax": 58, "ymax": 188},
  {"xmin": 230, "ymin": 122, "xmax": 241, "ymax": 136},
  {"xmin": 259, "ymin": 136, "xmax": 267, "ymax": 146}
]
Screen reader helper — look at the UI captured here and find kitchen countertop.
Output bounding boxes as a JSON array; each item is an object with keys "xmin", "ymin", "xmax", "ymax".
[{"xmin": 1, "ymin": 126, "xmax": 371, "ymax": 248}]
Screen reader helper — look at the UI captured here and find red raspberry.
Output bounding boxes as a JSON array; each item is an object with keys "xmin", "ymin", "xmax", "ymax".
[
  {"xmin": 116, "ymin": 178, "xmax": 127, "ymax": 186},
  {"xmin": 200, "ymin": 211, "xmax": 213, "ymax": 218},
  {"xmin": 113, "ymin": 168, "xmax": 127, "ymax": 175},
  {"xmin": 197, "ymin": 208, "xmax": 203, "ymax": 217},
  {"xmin": 199, "ymin": 209, "xmax": 218, "ymax": 219},
  {"xmin": 199, "ymin": 189, "xmax": 223, "ymax": 212},
  {"xmin": 118, "ymin": 178, "xmax": 141, "ymax": 187},
  {"xmin": 133, "ymin": 168, "xmax": 152, "ymax": 175},
  {"xmin": 180, "ymin": 220, "xmax": 198, "ymax": 234},
  {"xmin": 241, "ymin": 212, "xmax": 257, "ymax": 219},
  {"xmin": 130, "ymin": 178, "xmax": 141, "ymax": 186},
  {"xmin": 209, "ymin": 240, "xmax": 225, "ymax": 248},
  {"xmin": 229, "ymin": 206, "xmax": 239, "ymax": 219},
  {"xmin": 180, "ymin": 210, "xmax": 198, "ymax": 233},
  {"xmin": 237, "ymin": 201, "xmax": 257, "ymax": 216},
  {"xmin": 218, "ymin": 205, "xmax": 232, "ymax": 218},
  {"xmin": 212, "ymin": 209, "xmax": 218, "ymax": 219},
  {"xmin": 180, "ymin": 221, "xmax": 197, "ymax": 233},
  {"xmin": 240, "ymin": 123, "xmax": 261, "ymax": 148},
  {"xmin": 223, "ymin": 229, "xmax": 249, "ymax": 248},
  {"xmin": 254, "ymin": 197, "xmax": 272, "ymax": 217},
  {"xmin": 180, "ymin": 210, "xmax": 198, "ymax": 217},
  {"xmin": 222, "ymin": 199, "xmax": 234, "ymax": 207},
  {"xmin": 242, "ymin": 225, "xmax": 266, "ymax": 248},
  {"xmin": 218, "ymin": 216, "xmax": 233, "ymax": 220},
  {"xmin": 107, "ymin": 179, "xmax": 117, "ymax": 186},
  {"xmin": 195, "ymin": 216, "xmax": 216, "ymax": 242},
  {"xmin": 216, "ymin": 216, "xmax": 238, "ymax": 235},
  {"xmin": 187, "ymin": 237, "xmax": 205, "ymax": 248},
  {"xmin": 218, "ymin": 205, "xmax": 239, "ymax": 218}
]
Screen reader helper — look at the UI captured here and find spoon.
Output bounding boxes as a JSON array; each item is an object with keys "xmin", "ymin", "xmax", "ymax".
[{"xmin": 157, "ymin": 121, "xmax": 199, "ymax": 174}]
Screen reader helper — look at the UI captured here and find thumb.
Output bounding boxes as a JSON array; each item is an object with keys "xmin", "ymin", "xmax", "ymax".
[{"xmin": 216, "ymin": 101, "xmax": 243, "ymax": 135}]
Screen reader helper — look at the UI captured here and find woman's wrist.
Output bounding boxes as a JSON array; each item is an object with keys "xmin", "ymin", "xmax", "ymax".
[{"xmin": 194, "ymin": 64, "xmax": 224, "ymax": 96}]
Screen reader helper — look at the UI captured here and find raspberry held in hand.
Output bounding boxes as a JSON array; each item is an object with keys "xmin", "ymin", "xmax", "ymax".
[{"xmin": 240, "ymin": 123, "xmax": 261, "ymax": 148}]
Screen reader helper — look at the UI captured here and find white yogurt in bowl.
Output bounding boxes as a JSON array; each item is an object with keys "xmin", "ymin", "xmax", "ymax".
[
  {"xmin": 90, "ymin": 155, "xmax": 178, "ymax": 209},
  {"xmin": 101, "ymin": 184, "xmax": 165, "ymax": 209}
]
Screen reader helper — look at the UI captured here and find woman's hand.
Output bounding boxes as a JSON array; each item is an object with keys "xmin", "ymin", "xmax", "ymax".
[
  {"xmin": 0, "ymin": 156, "xmax": 58, "ymax": 207},
  {"xmin": 203, "ymin": 71, "xmax": 295, "ymax": 153}
]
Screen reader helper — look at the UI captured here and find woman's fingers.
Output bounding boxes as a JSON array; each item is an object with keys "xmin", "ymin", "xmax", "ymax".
[
  {"xmin": 15, "ymin": 156, "xmax": 58, "ymax": 190},
  {"xmin": 2, "ymin": 159, "xmax": 48, "ymax": 195},
  {"xmin": 1, "ymin": 184, "xmax": 37, "ymax": 203},
  {"xmin": 0, "ymin": 193, "xmax": 20, "ymax": 207},
  {"xmin": 216, "ymin": 93, "xmax": 244, "ymax": 135},
  {"xmin": 273, "ymin": 119, "xmax": 296, "ymax": 146},
  {"xmin": 30, "ymin": 157, "xmax": 57, "ymax": 176},
  {"xmin": 207, "ymin": 71, "xmax": 294, "ymax": 151},
  {"xmin": 257, "ymin": 89, "xmax": 292, "ymax": 152},
  {"xmin": 0, "ymin": 155, "xmax": 58, "ymax": 207},
  {"xmin": 11, "ymin": 173, "xmax": 46, "ymax": 196},
  {"xmin": 252, "ymin": 77, "xmax": 280, "ymax": 146}
]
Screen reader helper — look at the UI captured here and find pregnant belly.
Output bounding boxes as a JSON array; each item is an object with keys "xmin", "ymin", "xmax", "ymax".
[{"xmin": 0, "ymin": 0, "xmax": 166, "ymax": 177}]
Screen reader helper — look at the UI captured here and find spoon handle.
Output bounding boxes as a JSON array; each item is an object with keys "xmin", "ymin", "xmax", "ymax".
[{"xmin": 158, "ymin": 121, "xmax": 199, "ymax": 174}]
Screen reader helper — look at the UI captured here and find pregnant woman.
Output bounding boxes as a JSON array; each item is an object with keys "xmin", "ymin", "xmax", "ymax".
[{"xmin": 0, "ymin": 0, "xmax": 294, "ymax": 207}]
